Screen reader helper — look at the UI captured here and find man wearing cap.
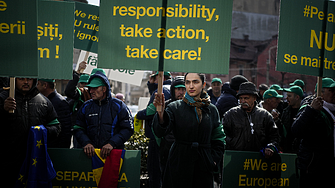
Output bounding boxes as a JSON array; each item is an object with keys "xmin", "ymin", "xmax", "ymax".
[
  {"xmin": 74, "ymin": 71, "xmax": 134, "ymax": 159},
  {"xmin": 216, "ymin": 75, "xmax": 248, "ymax": 119},
  {"xmin": 280, "ymin": 86, "xmax": 303, "ymax": 153},
  {"xmin": 269, "ymin": 84, "xmax": 287, "ymax": 116},
  {"xmin": 290, "ymin": 79, "xmax": 307, "ymax": 99},
  {"xmin": 207, "ymin": 78, "xmax": 222, "ymax": 105},
  {"xmin": 0, "ymin": 77, "xmax": 60, "ymax": 185},
  {"xmin": 258, "ymin": 89, "xmax": 283, "ymax": 121},
  {"xmin": 292, "ymin": 78, "xmax": 335, "ymax": 187},
  {"xmin": 37, "ymin": 79, "xmax": 72, "ymax": 148},
  {"xmin": 222, "ymin": 82, "xmax": 280, "ymax": 158}
]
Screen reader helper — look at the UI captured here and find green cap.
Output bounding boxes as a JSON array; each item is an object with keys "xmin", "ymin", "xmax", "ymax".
[
  {"xmin": 263, "ymin": 89, "xmax": 283, "ymax": 100},
  {"xmin": 86, "ymin": 77, "xmax": 106, "ymax": 88},
  {"xmin": 211, "ymin": 78, "xmax": 222, "ymax": 84},
  {"xmin": 269, "ymin": 84, "xmax": 283, "ymax": 91},
  {"xmin": 38, "ymin": 79, "xmax": 55, "ymax": 83},
  {"xmin": 284, "ymin": 86, "xmax": 304, "ymax": 98},
  {"xmin": 314, "ymin": 77, "xmax": 335, "ymax": 92},
  {"xmin": 152, "ymin": 71, "xmax": 171, "ymax": 77},
  {"xmin": 79, "ymin": 74, "xmax": 90, "ymax": 83},
  {"xmin": 174, "ymin": 84, "xmax": 185, "ymax": 88},
  {"xmin": 289, "ymin": 79, "xmax": 305, "ymax": 88},
  {"xmin": 91, "ymin": 68, "xmax": 106, "ymax": 75}
]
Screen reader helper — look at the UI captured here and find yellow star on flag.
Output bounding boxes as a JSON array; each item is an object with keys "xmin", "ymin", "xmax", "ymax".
[
  {"xmin": 18, "ymin": 174, "xmax": 24, "ymax": 182},
  {"xmin": 32, "ymin": 158, "xmax": 37, "ymax": 167},
  {"xmin": 36, "ymin": 140, "xmax": 43, "ymax": 149},
  {"xmin": 34, "ymin": 126, "xmax": 41, "ymax": 130}
]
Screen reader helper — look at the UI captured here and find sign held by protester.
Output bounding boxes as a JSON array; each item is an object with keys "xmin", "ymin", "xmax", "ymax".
[
  {"xmin": 37, "ymin": 0, "xmax": 74, "ymax": 80},
  {"xmin": 0, "ymin": 0, "xmax": 39, "ymax": 77},
  {"xmin": 73, "ymin": 2, "xmax": 99, "ymax": 53},
  {"xmin": 77, "ymin": 51, "xmax": 145, "ymax": 86},
  {"xmin": 98, "ymin": 0, "xmax": 233, "ymax": 74},
  {"xmin": 48, "ymin": 149, "xmax": 140, "ymax": 188},
  {"xmin": 277, "ymin": 0, "xmax": 335, "ymax": 78},
  {"xmin": 222, "ymin": 150, "xmax": 298, "ymax": 188}
]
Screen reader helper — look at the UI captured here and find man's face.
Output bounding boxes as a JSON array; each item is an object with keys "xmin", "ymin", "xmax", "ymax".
[
  {"xmin": 185, "ymin": 73, "xmax": 205, "ymax": 98},
  {"xmin": 211, "ymin": 82, "xmax": 222, "ymax": 93},
  {"xmin": 239, "ymin": 94, "xmax": 256, "ymax": 112},
  {"xmin": 286, "ymin": 92, "xmax": 298, "ymax": 107},
  {"xmin": 90, "ymin": 86, "xmax": 106, "ymax": 101},
  {"xmin": 16, "ymin": 78, "xmax": 34, "ymax": 94},
  {"xmin": 36, "ymin": 81, "xmax": 46, "ymax": 93},
  {"xmin": 267, "ymin": 97, "xmax": 281, "ymax": 109},
  {"xmin": 322, "ymin": 87, "xmax": 335, "ymax": 104},
  {"xmin": 174, "ymin": 87, "xmax": 186, "ymax": 100}
]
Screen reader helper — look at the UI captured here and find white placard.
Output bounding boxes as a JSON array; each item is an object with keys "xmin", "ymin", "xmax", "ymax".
[{"xmin": 76, "ymin": 51, "xmax": 144, "ymax": 86}]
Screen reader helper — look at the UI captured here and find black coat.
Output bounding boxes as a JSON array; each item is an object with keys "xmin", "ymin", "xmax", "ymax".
[
  {"xmin": 292, "ymin": 105, "xmax": 335, "ymax": 172},
  {"xmin": 0, "ymin": 84, "xmax": 60, "ymax": 185},
  {"xmin": 153, "ymin": 100, "xmax": 225, "ymax": 188},
  {"xmin": 47, "ymin": 90, "xmax": 72, "ymax": 148},
  {"xmin": 222, "ymin": 105, "xmax": 280, "ymax": 152},
  {"xmin": 215, "ymin": 87, "xmax": 238, "ymax": 119}
]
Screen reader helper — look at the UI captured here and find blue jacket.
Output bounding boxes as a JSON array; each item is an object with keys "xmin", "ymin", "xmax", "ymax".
[
  {"xmin": 74, "ymin": 71, "xmax": 134, "ymax": 149},
  {"xmin": 215, "ymin": 85, "xmax": 238, "ymax": 119}
]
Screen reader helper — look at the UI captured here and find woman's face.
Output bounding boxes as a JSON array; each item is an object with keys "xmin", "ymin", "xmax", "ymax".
[{"xmin": 185, "ymin": 73, "xmax": 205, "ymax": 98}]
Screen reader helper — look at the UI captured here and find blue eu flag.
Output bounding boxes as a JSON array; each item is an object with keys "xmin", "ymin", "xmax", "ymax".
[{"xmin": 15, "ymin": 125, "xmax": 56, "ymax": 188}]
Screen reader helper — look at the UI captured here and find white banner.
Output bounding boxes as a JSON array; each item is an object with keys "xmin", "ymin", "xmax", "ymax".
[{"xmin": 76, "ymin": 51, "xmax": 144, "ymax": 86}]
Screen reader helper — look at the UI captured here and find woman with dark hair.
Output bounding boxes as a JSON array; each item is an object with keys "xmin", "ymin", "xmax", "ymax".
[{"xmin": 153, "ymin": 73, "xmax": 226, "ymax": 188}]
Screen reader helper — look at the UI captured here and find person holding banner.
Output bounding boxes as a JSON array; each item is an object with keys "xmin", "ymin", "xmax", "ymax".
[
  {"xmin": 136, "ymin": 71, "xmax": 171, "ymax": 188},
  {"xmin": 73, "ymin": 71, "xmax": 134, "ymax": 159},
  {"xmin": 0, "ymin": 77, "xmax": 61, "ymax": 186},
  {"xmin": 292, "ymin": 78, "xmax": 335, "ymax": 188},
  {"xmin": 159, "ymin": 76, "xmax": 186, "ymax": 178},
  {"xmin": 222, "ymin": 82, "xmax": 280, "ymax": 158},
  {"xmin": 153, "ymin": 73, "xmax": 225, "ymax": 188}
]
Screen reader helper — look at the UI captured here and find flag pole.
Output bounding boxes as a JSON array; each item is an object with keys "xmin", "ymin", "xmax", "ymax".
[{"xmin": 9, "ymin": 77, "xmax": 15, "ymax": 113}]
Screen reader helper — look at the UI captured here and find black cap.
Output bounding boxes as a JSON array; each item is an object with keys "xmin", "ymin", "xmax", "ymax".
[{"xmin": 230, "ymin": 75, "xmax": 248, "ymax": 91}]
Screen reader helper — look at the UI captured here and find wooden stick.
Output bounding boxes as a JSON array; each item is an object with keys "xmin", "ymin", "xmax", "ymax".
[
  {"xmin": 9, "ymin": 77, "xmax": 15, "ymax": 113},
  {"xmin": 156, "ymin": 71, "xmax": 164, "ymax": 112},
  {"xmin": 316, "ymin": 76, "xmax": 323, "ymax": 97}
]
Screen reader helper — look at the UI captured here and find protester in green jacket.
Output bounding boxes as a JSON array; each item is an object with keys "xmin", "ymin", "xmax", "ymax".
[{"xmin": 153, "ymin": 73, "xmax": 225, "ymax": 188}]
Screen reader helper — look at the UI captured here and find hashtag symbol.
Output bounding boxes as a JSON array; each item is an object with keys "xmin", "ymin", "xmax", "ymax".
[
  {"xmin": 243, "ymin": 159, "xmax": 250, "ymax": 170},
  {"xmin": 303, "ymin": 5, "xmax": 310, "ymax": 17}
]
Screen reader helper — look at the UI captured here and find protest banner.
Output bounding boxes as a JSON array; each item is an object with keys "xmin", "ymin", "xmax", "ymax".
[
  {"xmin": 73, "ymin": 2, "xmax": 99, "ymax": 53},
  {"xmin": 222, "ymin": 150, "xmax": 299, "ymax": 188},
  {"xmin": 0, "ymin": 0, "xmax": 39, "ymax": 77},
  {"xmin": 37, "ymin": 0, "xmax": 74, "ymax": 80},
  {"xmin": 97, "ymin": 0, "xmax": 233, "ymax": 74},
  {"xmin": 48, "ymin": 148, "xmax": 140, "ymax": 188},
  {"xmin": 277, "ymin": 0, "xmax": 335, "ymax": 78},
  {"xmin": 76, "ymin": 50, "xmax": 145, "ymax": 86}
]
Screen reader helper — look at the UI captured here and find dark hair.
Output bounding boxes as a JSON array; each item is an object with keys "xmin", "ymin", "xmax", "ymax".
[
  {"xmin": 39, "ymin": 80, "xmax": 55, "ymax": 89},
  {"xmin": 184, "ymin": 73, "xmax": 206, "ymax": 84}
]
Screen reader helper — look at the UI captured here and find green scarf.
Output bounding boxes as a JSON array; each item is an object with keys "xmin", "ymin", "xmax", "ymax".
[{"xmin": 183, "ymin": 91, "xmax": 211, "ymax": 124}]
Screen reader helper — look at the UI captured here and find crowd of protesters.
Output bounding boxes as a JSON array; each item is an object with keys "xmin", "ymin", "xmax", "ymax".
[{"xmin": 0, "ymin": 63, "xmax": 334, "ymax": 187}]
